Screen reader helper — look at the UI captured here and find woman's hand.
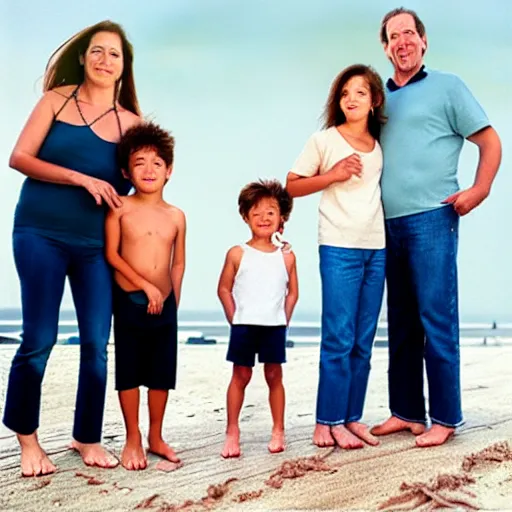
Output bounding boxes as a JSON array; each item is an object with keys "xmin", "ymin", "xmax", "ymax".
[
  {"xmin": 327, "ymin": 153, "xmax": 363, "ymax": 183},
  {"xmin": 80, "ymin": 176, "xmax": 122, "ymax": 209}
]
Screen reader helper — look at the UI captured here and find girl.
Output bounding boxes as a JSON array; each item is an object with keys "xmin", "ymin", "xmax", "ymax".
[
  {"xmin": 3, "ymin": 21, "xmax": 141, "ymax": 476},
  {"xmin": 286, "ymin": 64, "xmax": 386, "ymax": 449}
]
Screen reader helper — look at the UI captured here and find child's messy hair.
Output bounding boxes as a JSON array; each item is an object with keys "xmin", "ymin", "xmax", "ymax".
[
  {"xmin": 118, "ymin": 121, "xmax": 175, "ymax": 172},
  {"xmin": 238, "ymin": 179, "xmax": 293, "ymax": 222}
]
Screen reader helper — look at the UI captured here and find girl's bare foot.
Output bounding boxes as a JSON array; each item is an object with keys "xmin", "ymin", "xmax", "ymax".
[
  {"xmin": 221, "ymin": 426, "xmax": 241, "ymax": 458},
  {"xmin": 347, "ymin": 422, "xmax": 380, "ymax": 446},
  {"xmin": 70, "ymin": 440, "xmax": 119, "ymax": 469},
  {"xmin": 313, "ymin": 424, "xmax": 335, "ymax": 447},
  {"xmin": 121, "ymin": 434, "xmax": 147, "ymax": 470},
  {"xmin": 331, "ymin": 425, "xmax": 364, "ymax": 449},
  {"xmin": 370, "ymin": 416, "xmax": 425, "ymax": 436},
  {"xmin": 416, "ymin": 424, "xmax": 455, "ymax": 447},
  {"xmin": 268, "ymin": 429, "xmax": 285, "ymax": 453},
  {"xmin": 148, "ymin": 435, "xmax": 180, "ymax": 463},
  {"xmin": 19, "ymin": 434, "xmax": 56, "ymax": 477}
]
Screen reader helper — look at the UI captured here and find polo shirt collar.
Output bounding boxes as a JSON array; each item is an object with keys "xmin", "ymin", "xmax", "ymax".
[{"xmin": 387, "ymin": 65, "xmax": 428, "ymax": 91}]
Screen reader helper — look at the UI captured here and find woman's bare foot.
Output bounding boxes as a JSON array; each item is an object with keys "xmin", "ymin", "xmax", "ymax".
[
  {"xmin": 331, "ymin": 425, "xmax": 364, "ymax": 449},
  {"xmin": 313, "ymin": 424, "xmax": 335, "ymax": 447},
  {"xmin": 221, "ymin": 425, "xmax": 241, "ymax": 458},
  {"xmin": 121, "ymin": 434, "xmax": 147, "ymax": 471},
  {"xmin": 416, "ymin": 424, "xmax": 455, "ymax": 447},
  {"xmin": 347, "ymin": 422, "xmax": 380, "ymax": 446},
  {"xmin": 268, "ymin": 429, "xmax": 285, "ymax": 453},
  {"xmin": 148, "ymin": 435, "xmax": 180, "ymax": 463},
  {"xmin": 370, "ymin": 416, "xmax": 425, "ymax": 436},
  {"xmin": 70, "ymin": 440, "xmax": 119, "ymax": 469},
  {"xmin": 18, "ymin": 434, "xmax": 57, "ymax": 477}
]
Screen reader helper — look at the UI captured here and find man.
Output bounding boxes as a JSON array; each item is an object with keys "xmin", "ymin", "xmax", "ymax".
[{"xmin": 371, "ymin": 8, "xmax": 502, "ymax": 447}]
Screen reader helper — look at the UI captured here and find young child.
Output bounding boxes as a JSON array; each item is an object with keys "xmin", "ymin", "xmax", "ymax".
[
  {"xmin": 218, "ymin": 180, "xmax": 298, "ymax": 458},
  {"xmin": 286, "ymin": 65, "xmax": 387, "ymax": 450},
  {"xmin": 105, "ymin": 121, "xmax": 186, "ymax": 471}
]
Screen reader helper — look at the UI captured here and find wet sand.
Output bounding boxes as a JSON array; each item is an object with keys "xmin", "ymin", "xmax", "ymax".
[{"xmin": 1, "ymin": 343, "xmax": 511, "ymax": 511}]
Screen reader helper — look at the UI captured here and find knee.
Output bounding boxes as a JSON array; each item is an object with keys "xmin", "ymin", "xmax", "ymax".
[
  {"xmin": 232, "ymin": 366, "xmax": 252, "ymax": 388},
  {"xmin": 264, "ymin": 364, "xmax": 283, "ymax": 387},
  {"xmin": 13, "ymin": 334, "xmax": 55, "ymax": 373},
  {"xmin": 79, "ymin": 331, "xmax": 109, "ymax": 362}
]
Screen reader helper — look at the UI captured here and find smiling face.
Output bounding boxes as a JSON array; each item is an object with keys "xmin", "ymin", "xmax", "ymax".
[
  {"xmin": 339, "ymin": 75, "xmax": 373, "ymax": 124},
  {"xmin": 126, "ymin": 147, "xmax": 172, "ymax": 194},
  {"xmin": 384, "ymin": 13, "xmax": 427, "ymax": 78},
  {"xmin": 245, "ymin": 197, "xmax": 282, "ymax": 240},
  {"xmin": 82, "ymin": 31, "xmax": 124, "ymax": 87}
]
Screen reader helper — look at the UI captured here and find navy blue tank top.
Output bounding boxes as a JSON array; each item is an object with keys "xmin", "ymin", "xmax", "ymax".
[{"xmin": 14, "ymin": 100, "xmax": 131, "ymax": 247}]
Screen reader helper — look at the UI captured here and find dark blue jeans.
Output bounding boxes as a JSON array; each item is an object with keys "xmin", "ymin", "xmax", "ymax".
[
  {"xmin": 385, "ymin": 205, "xmax": 462, "ymax": 428},
  {"xmin": 3, "ymin": 231, "xmax": 112, "ymax": 443},
  {"xmin": 316, "ymin": 245, "xmax": 385, "ymax": 425}
]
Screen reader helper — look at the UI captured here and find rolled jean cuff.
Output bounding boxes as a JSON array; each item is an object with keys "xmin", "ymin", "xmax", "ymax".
[
  {"xmin": 346, "ymin": 415, "xmax": 362, "ymax": 423},
  {"xmin": 316, "ymin": 418, "xmax": 345, "ymax": 426},
  {"xmin": 430, "ymin": 416, "xmax": 465, "ymax": 429},
  {"xmin": 391, "ymin": 411, "xmax": 427, "ymax": 425}
]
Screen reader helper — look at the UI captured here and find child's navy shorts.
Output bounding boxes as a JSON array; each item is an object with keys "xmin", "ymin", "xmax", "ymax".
[
  {"xmin": 227, "ymin": 324, "xmax": 287, "ymax": 367},
  {"xmin": 113, "ymin": 285, "xmax": 177, "ymax": 392}
]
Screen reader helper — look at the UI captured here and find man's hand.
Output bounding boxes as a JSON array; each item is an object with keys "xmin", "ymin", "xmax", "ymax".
[
  {"xmin": 442, "ymin": 184, "xmax": 490, "ymax": 216},
  {"xmin": 327, "ymin": 153, "xmax": 363, "ymax": 183}
]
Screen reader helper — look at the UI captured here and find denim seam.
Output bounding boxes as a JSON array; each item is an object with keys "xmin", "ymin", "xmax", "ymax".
[
  {"xmin": 316, "ymin": 419, "xmax": 345, "ymax": 426},
  {"xmin": 430, "ymin": 416, "xmax": 465, "ymax": 428}
]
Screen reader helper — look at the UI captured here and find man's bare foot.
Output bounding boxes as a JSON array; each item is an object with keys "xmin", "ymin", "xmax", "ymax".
[
  {"xmin": 331, "ymin": 425, "xmax": 364, "ymax": 449},
  {"xmin": 19, "ymin": 434, "xmax": 56, "ymax": 477},
  {"xmin": 370, "ymin": 416, "xmax": 425, "ymax": 436},
  {"xmin": 268, "ymin": 429, "xmax": 285, "ymax": 454},
  {"xmin": 416, "ymin": 424, "xmax": 455, "ymax": 448},
  {"xmin": 221, "ymin": 426, "xmax": 241, "ymax": 458},
  {"xmin": 313, "ymin": 424, "xmax": 335, "ymax": 447},
  {"xmin": 347, "ymin": 422, "xmax": 380, "ymax": 446},
  {"xmin": 121, "ymin": 435, "xmax": 147, "ymax": 471},
  {"xmin": 70, "ymin": 440, "xmax": 119, "ymax": 469},
  {"xmin": 148, "ymin": 436, "xmax": 180, "ymax": 463}
]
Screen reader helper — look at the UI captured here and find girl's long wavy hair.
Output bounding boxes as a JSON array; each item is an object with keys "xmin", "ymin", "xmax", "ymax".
[
  {"xmin": 43, "ymin": 20, "xmax": 141, "ymax": 115},
  {"xmin": 322, "ymin": 64, "xmax": 386, "ymax": 140}
]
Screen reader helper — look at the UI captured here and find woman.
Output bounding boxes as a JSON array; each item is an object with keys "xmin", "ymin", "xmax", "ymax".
[
  {"xmin": 286, "ymin": 65, "xmax": 387, "ymax": 449},
  {"xmin": 3, "ymin": 20, "xmax": 141, "ymax": 476}
]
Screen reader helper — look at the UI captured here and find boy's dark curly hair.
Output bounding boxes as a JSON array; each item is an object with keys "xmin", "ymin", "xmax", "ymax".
[
  {"xmin": 118, "ymin": 121, "xmax": 175, "ymax": 172},
  {"xmin": 238, "ymin": 179, "xmax": 293, "ymax": 222}
]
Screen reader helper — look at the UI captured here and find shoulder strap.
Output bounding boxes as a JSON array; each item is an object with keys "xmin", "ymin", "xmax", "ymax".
[{"xmin": 53, "ymin": 84, "xmax": 80, "ymax": 120}]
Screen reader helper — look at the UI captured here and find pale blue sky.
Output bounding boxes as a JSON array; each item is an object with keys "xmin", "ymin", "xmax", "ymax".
[{"xmin": 1, "ymin": 0, "xmax": 510, "ymax": 320}]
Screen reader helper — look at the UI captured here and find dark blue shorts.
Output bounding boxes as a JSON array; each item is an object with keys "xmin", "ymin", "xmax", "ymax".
[
  {"xmin": 227, "ymin": 324, "xmax": 287, "ymax": 367},
  {"xmin": 113, "ymin": 285, "xmax": 177, "ymax": 392}
]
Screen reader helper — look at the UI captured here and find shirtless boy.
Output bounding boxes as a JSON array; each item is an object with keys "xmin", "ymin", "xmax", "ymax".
[{"xmin": 105, "ymin": 122, "xmax": 186, "ymax": 470}]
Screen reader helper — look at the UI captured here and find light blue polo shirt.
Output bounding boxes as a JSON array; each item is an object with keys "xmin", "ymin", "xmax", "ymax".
[{"xmin": 380, "ymin": 68, "xmax": 490, "ymax": 219}]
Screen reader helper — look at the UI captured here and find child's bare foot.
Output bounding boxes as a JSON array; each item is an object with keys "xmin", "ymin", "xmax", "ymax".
[
  {"xmin": 331, "ymin": 425, "xmax": 364, "ymax": 449},
  {"xmin": 148, "ymin": 436, "xmax": 180, "ymax": 463},
  {"xmin": 416, "ymin": 424, "xmax": 455, "ymax": 447},
  {"xmin": 347, "ymin": 422, "xmax": 380, "ymax": 446},
  {"xmin": 370, "ymin": 416, "xmax": 425, "ymax": 436},
  {"xmin": 221, "ymin": 426, "xmax": 241, "ymax": 458},
  {"xmin": 268, "ymin": 429, "xmax": 285, "ymax": 453},
  {"xmin": 121, "ymin": 435, "xmax": 147, "ymax": 471},
  {"xmin": 70, "ymin": 441, "xmax": 119, "ymax": 469},
  {"xmin": 19, "ymin": 434, "xmax": 56, "ymax": 477},
  {"xmin": 313, "ymin": 424, "xmax": 335, "ymax": 447}
]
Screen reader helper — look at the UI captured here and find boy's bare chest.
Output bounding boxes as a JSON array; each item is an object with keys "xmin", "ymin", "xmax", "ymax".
[{"xmin": 121, "ymin": 211, "xmax": 177, "ymax": 243}]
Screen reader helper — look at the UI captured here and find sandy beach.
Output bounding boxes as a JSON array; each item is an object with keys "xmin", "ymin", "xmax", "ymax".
[{"xmin": 1, "ymin": 342, "xmax": 512, "ymax": 511}]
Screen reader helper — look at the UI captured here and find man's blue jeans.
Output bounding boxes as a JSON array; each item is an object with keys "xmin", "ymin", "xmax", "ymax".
[
  {"xmin": 316, "ymin": 245, "xmax": 385, "ymax": 425},
  {"xmin": 385, "ymin": 205, "xmax": 463, "ymax": 428},
  {"xmin": 3, "ymin": 231, "xmax": 113, "ymax": 443}
]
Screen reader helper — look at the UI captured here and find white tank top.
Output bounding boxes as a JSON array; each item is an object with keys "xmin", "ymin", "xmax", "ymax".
[{"xmin": 232, "ymin": 244, "xmax": 289, "ymax": 326}]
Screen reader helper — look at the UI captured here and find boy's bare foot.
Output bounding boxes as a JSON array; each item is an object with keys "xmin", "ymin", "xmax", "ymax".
[
  {"xmin": 221, "ymin": 426, "xmax": 241, "ymax": 458},
  {"xmin": 19, "ymin": 434, "xmax": 56, "ymax": 477},
  {"xmin": 331, "ymin": 425, "xmax": 364, "ymax": 449},
  {"xmin": 148, "ymin": 437, "xmax": 181, "ymax": 463},
  {"xmin": 70, "ymin": 441, "xmax": 119, "ymax": 469},
  {"xmin": 121, "ymin": 436, "xmax": 147, "ymax": 471},
  {"xmin": 416, "ymin": 424, "xmax": 455, "ymax": 447},
  {"xmin": 313, "ymin": 424, "xmax": 335, "ymax": 447},
  {"xmin": 347, "ymin": 422, "xmax": 380, "ymax": 446},
  {"xmin": 268, "ymin": 429, "xmax": 285, "ymax": 453},
  {"xmin": 370, "ymin": 416, "xmax": 425, "ymax": 436}
]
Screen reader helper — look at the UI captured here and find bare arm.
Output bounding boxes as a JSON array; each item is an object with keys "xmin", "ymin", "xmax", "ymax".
[
  {"xmin": 443, "ymin": 126, "xmax": 502, "ymax": 215},
  {"xmin": 10, "ymin": 91, "xmax": 121, "ymax": 209},
  {"xmin": 217, "ymin": 247, "xmax": 241, "ymax": 324},
  {"xmin": 104, "ymin": 208, "xmax": 163, "ymax": 314},
  {"xmin": 170, "ymin": 212, "xmax": 186, "ymax": 308},
  {"xmin": 284, "ymin": 252, "xmax": 299, "ymax": 325}
]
